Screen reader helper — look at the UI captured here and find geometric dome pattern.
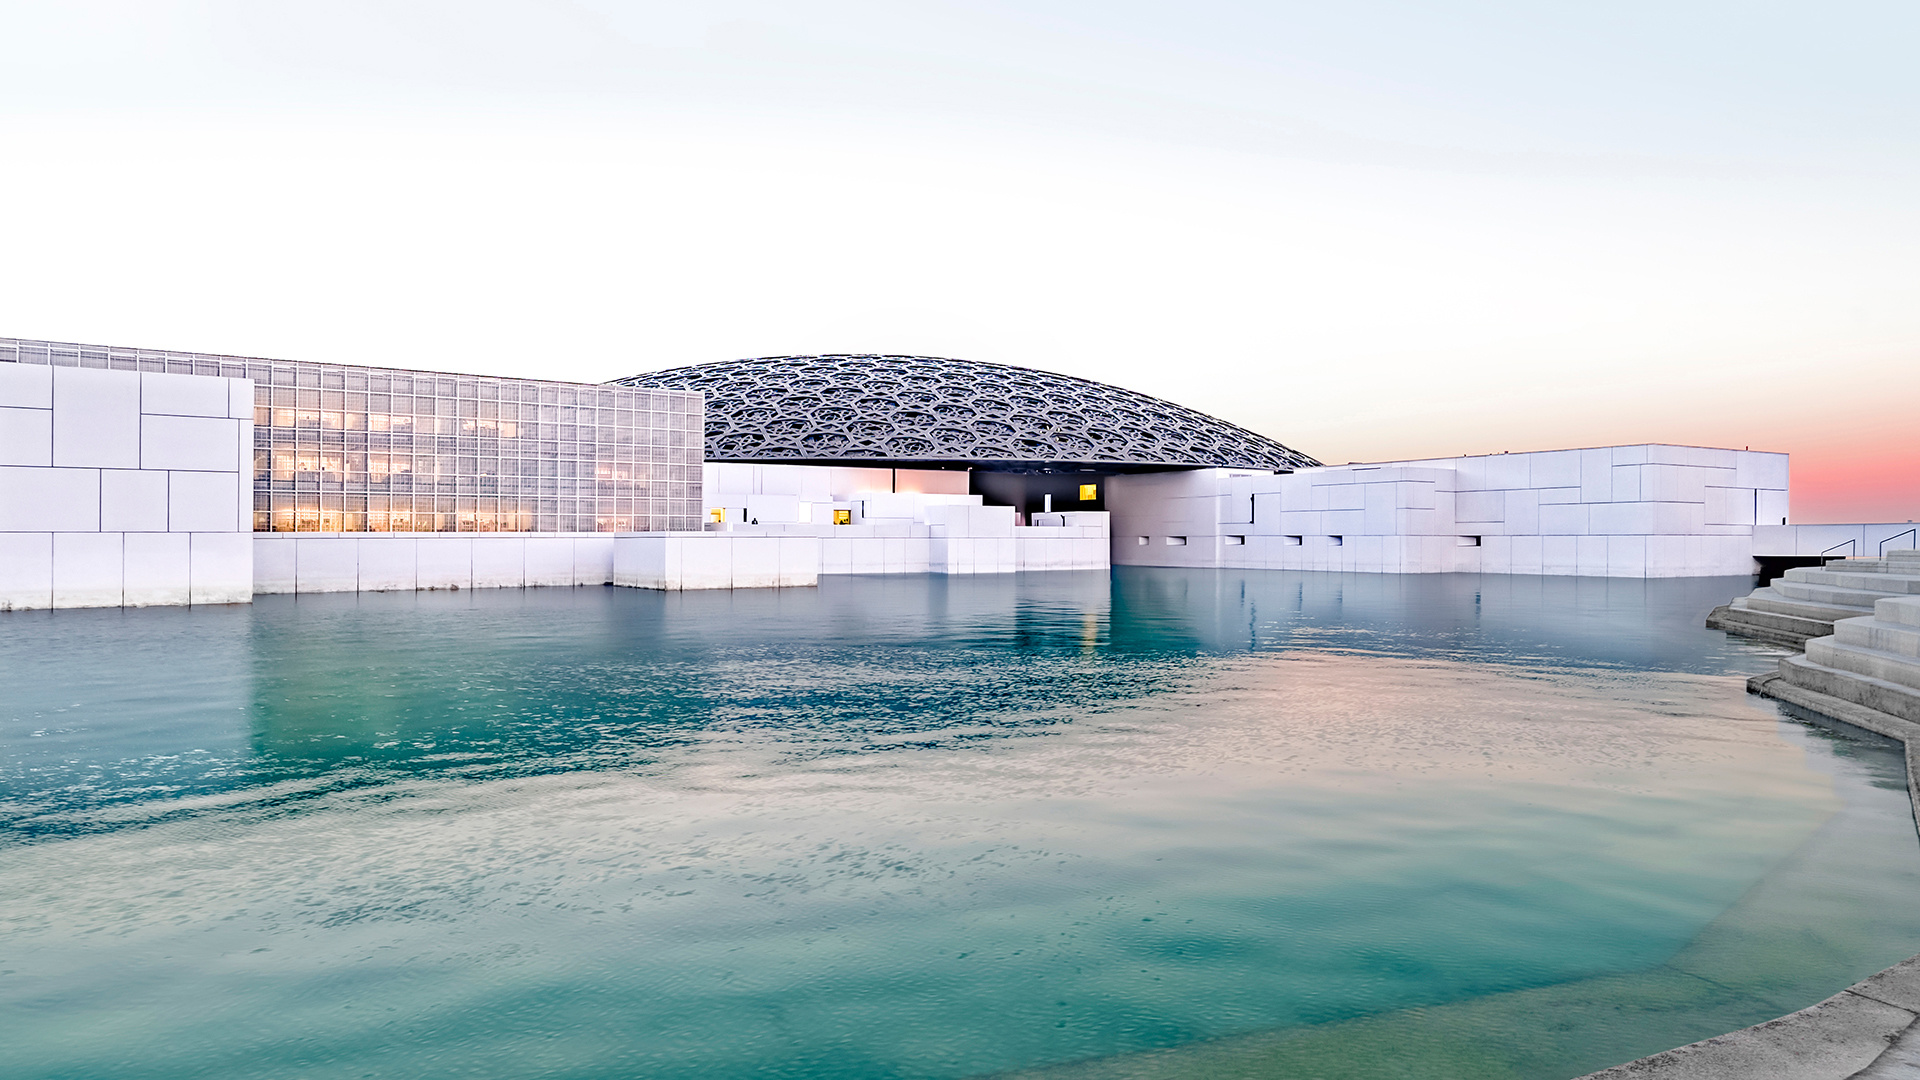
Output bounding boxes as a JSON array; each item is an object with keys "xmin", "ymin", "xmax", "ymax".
[{"xmin": 611, "ymin": 355, "xmax": 1319, "ymax": 471}]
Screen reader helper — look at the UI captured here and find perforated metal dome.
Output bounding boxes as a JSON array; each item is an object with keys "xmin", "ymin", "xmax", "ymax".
[{"xmin": 611, "ymin": 355, "xmax": 1317, "ymax": 471}]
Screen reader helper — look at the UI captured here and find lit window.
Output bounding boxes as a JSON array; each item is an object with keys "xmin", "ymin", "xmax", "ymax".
[{"xmin": 1079, "ymin": 483, "xmax": 1097, "ymax": 501}]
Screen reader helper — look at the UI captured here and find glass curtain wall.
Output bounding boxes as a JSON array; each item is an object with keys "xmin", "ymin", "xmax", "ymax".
[{"xmin": 1, "ymin": 338, "xmax": 704, "ymax": 534}]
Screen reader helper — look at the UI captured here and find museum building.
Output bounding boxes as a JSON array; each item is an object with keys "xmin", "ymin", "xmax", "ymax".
[{"xmin": 0, "ymin": 334, "xmax": 1850, "ymax": 609}]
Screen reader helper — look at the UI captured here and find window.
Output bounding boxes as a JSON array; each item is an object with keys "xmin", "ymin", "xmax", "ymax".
[
  {"xmin": 1328, "ymin": 535, "xmax": 1344, "ymax": 546},
  {"xmin": 1165, "ymin": 536, "xmax": 1187, "ymax": 546},
  {"xmin": 1078, "ymin": 483, "xmax": 1097, "ymax": 501},
  {"xmin": 1224, "ymin": 535, "xmax": 1245, "ymax": 546},
  {"xmin": 1284, "ymin": 535, "xmax": 1302, "ymax": 546}
]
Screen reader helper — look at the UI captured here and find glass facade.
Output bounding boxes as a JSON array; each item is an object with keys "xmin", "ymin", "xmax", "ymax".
[{"xmin": 0, "ymin": 338, "xmax": 705, "ymax": 534}]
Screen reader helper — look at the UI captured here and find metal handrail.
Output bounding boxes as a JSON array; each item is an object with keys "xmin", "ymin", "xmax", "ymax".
[
  {"xmin": 1882, "ymin": 528, "xmax": 1918, "ymax": 556},
  {"xmin": 1820, "ymin": 538, "xmax": 1857, "ymax": 562}
]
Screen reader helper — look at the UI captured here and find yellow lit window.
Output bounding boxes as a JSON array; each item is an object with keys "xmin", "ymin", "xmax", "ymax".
[
  {"xmin": 1079, "ymin": 483, "xmax": 1098, "ymax": 501},
  {"xmin": 832, "ymin": 509, "xmax": 853, "ymax": 525},
  {"xmin": 708, "ymin": 508, "xmax": 726, "ymax": 523}
]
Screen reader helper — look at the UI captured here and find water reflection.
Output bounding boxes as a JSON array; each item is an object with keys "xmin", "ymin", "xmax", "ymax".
[{"xmin": 1, "ymin": 569, "xmax": 1907, "ymax": 1080}]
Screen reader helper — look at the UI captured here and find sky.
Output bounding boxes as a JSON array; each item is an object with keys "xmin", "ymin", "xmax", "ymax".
[{"xmin": 1, "ymin": 1, "xmax": 1915, "ymax": 523}]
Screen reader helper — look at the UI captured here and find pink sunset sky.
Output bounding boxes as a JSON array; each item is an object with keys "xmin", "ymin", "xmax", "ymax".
[{"xmin": 2, "ymin": 4, "xmax": 1915, "ymax": 523}]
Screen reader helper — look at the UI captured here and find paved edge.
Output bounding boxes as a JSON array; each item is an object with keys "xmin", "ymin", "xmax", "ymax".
[{"xmin": 1574, "ymin": 676, "xmax": 1920, "ymax": 1079}]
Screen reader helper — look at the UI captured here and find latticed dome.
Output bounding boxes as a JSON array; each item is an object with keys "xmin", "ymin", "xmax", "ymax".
[{"xmin": 611, "ymin": 355, "xmax": 1318, "ymax": 471}]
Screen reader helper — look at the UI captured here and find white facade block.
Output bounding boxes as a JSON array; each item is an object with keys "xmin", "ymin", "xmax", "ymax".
[
  {"xmin": 123, "ymin": 532, "xmax": 192, "ymax": 606},
  {"xmin": 169, "ymin": 471, "xmax": 240, "ymax": 533},
  {"xmin": 416, "ymin": 536, "xmax": 474, "ymax": 590},
  {"xmin": 141, "ymin": 371, "xmax": 231, "ymax": 418},
  {"xmin": 0, "ymin": 406, "xmax": 52, "ymax": 466},
  {"xmin": 357, "ymin": 537, "xmax": 418, "ymax": 591},
  {"xmin": 0, "ymin": 363, "xmax": 52, "ymax": 408},
  {"xmin": 0, "ymin": 532, "xmax": 53, "ymax": 610},
  {"xmin": 472, "ymin": 537, "xmax": 528, "ymax": 589},
  {"xmin": 525, "ymin": 537, "xmax": 578, "ymax": 587},
  {"xmin": 141, "ymin": 414, "xmax": 240, "ymax": 472},
  {"xmin": 253, "ymin": 535, "xmax": 297, "ymax": 594},
  {"xmin": 296, "ymin": 538, "xmax": 361, "ymax": 594},
  {"xmin": 100, "ymin": 470, "xmax": 170, "ymax": 532},
  {"xmin": 189, "ymin": 533, "xmax": 253, "ymax": 604},
  {"xmin": 52, "ymin": 366, "xmax": 140, "ymax": 468},
  {"xmin": 0, "ymin": 467, "xmax": 100, "ymax": 532},
  {"xmin": 574, "ymin": 535, "xmax": 616, "ymax": 584},
  {"xmin": 53, "ymin": 532, "xmax": 122, "ymax": 608}
]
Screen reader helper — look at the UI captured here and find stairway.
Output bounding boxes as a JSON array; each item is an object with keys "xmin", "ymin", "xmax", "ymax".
[
  {"xmin": 1776, "ymin": 594, "xmax": 1920, "ymax": 723},
  {"xmin": 1708, "ymin": 549, "xmax": 1920, "ymax": 647}
]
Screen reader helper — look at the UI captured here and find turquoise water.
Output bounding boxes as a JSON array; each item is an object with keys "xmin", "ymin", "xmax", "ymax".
[{"xmin": 2, "ymin": 570, "xmax": 1916, "ymax": 1079}]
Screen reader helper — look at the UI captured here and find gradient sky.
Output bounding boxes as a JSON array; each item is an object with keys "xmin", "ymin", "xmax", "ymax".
[{"xmin": 2, "ymin": 2, "xmax": 1915, "ymax": 522}]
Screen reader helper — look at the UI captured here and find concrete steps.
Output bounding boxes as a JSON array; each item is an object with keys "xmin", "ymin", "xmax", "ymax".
[
  {"xmin": 1708, "ymin": 552, "xmax": 1920, "ymax": 647},
  {"xmin": 1773, "ymin": 597, "xmax": 1920, "ymax": 724}
]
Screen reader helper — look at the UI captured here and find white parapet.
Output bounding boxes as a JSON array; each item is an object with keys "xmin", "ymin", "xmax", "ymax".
[
  {"xmin": 612, "ymin": 533, "xmax": 821, "ymax": 590},
  {"xmin": 0, "ymin": 364, "xmax": 253, "ymax": 610},
  {"xmin": 253, "ymin": 533, "xmax": 620, "ymax": 594}
]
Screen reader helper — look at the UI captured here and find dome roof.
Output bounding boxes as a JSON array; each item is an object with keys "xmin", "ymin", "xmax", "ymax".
[{"xmin": 611, "ymin": 355, "xmax": 1317, "ymax": 472}]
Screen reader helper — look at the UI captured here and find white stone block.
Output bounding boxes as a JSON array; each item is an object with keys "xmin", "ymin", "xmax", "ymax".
[
  {"xmin": 778, "ymin": 536, "xmax": 820, "ymax": 586},
  {"xmin": 252, "ymin": 536, "xmax": 297, "ymax": 594},
  {"xmin": 574, "ymin": 535, "xmax": 615, "ymax": 584},
  {"xmin": 727, "ymin": 536, "xmax": 779, "ymax": 587},
  {"xmin": 525, "ymin": 537, "xmax": 577, "ymax": 586},
  {"xmin": 1704, "ymin": 486, "xmax": 1756, "ymax": 526},
  {"xmin": 357, "ymin": 537, "xmax": 418, "ymax": 591},
  {"xmin": 1579, "ymin": 449, "xmax": 1613, "ymax": 503},
  {"xmin": 1610, "ymin": 465, "xmax": 1642, "ymax": 502},
  {"xmin": 0, "ymin": 532, "xmax": 52, "ymax": 610},
  {"xmin": 296, "ymin": 538, "xmax": 360, "ymax": 593},
  {"xmin": 100, "ymin": 470, "xmax": 169, "ymax": 532},
  {"xmin": 678, "ymin": 535, "xmax": 733, "ymax": 588},
  {"xmin": 189, "ymin": 532, "xmax": 253, "ymax": 604},
  {"xmin": 1538, "ymin": 503, "xmax": 1589, "ymax": 535},
  {"xmin": 229, "ymin": 378, "xmax": 257, "ymax": 420},
  {"xmin": 472, "ymin": 537, "xmax": 528, "ymax": 588},
  {"xmin": 1610, "ymin": 445, "xmax": 1649, "ymax": 465},
  {"xmin": 1510, "ymin": 534, "xmax": 1544, "ymax": 575},
  {"xmin": 416, "ymin": 536, "xmax": 474, "ymax": 590},
  {"xmin": 1575, "ymin": 535, "xmax": 1608, "ymax": 576},
  {"xmin": 1757, "ymin": 489, "xmax": 1788, "ymax": 526},
  {"xmin": 819, "ymin": 537, "xmax": 853, "ymax": 575},
  {"xmin": 1590, "ymin": 502, "xmax": 1653, "ymax": 535},
  {"xmin": 0, "ymin": 363, "xmax": 52, "ymax": 408},
  {"xmin": 0, "ymin": 406, "xmax": 52, "ymax": 466},
  {"xmin": 745, "ymin": 493, "xmax": 801, "ymax": 524},
  {"xmin": 140, "ymin": 371, "xmax": 230, "ymax": 418},
  {"xmin": 52, "ymin": 366, "xmax": 140, "ymax": 469},
  {"xmin": 1736, "ymin": 452, "xmax": 1789, "ymax": 493},
  {"xmin": 168, "ymin": 471, "xmax": 241, "ymax": 533},
  {"xmin": 122, "ymin": 532, "xmax": 191, "ymax": 606},
  {"xmin": 1607, "ymin": 535, "xmax": 1646, "ymax": 577},
  {"xmin": 1537, "ymin": 486, "xmax": 1580, "ymax": 505},
  {"xmin": 0, "ymin": 467, "xmax": 100, "ymax": 532},
  {"xmin": 142, "ymin": 415, "xmax": 240, "ymax": 472},
  {"xmin": 1542, "ymin": 535, "xmax": 1577, "ymax": 575},
  {"xmin": 1530, "ymin": 450, "xmax": 1581, "ymax": 488},
  {"xmin": 1456, "ymin": 490, "xmax": 1504, "ymax": 523},
  {"xmin": 53, "ymin": 532, "xmax": 122, "ymax": 608},
  {"xmin": 1646, "ymin": 534, "xmax": 1687, "ymax": 577}
]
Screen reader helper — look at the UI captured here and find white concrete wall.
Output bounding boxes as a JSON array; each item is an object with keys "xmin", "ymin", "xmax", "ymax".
[
  {"xmin": 0, "ymin": 364, "xmax": 252, "ymax": 609},
  {"xmin": 703, "ymin": 462, "xmax": 973, "ymax": 525},
  {"xmin": 1111, "ymin": 444, "xmax": 1787, "ymax": 578},
  {"xmin": 613, "ymin": 533, "xmax": 820, "ymax": 590},
  {"xmin": 1753, "ymin": 523, "xmax": 1919, "ymax": 559},
  {"xmin": 253, "ymin": 533, "xmax": 618, "ymax": 594},
  {"xmin": 1016, "ymin": 512, "xmax": 1110, "ymax": 571}
]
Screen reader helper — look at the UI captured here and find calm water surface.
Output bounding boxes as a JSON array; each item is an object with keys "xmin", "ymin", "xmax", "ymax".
[{"xmin": 2, "ymin": 569, "xmax": 1916, "ymax": 1080}]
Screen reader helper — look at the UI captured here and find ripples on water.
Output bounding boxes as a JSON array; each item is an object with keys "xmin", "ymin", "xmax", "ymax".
[{"xmin": 1, "ymin": 569, "xmax": 1915, "ymax": 1080}]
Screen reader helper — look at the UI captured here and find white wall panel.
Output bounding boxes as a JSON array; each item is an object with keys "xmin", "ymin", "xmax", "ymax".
[
  {"xmin": 52, "ymin": 367, "xmax": 140, "ymax": 468},
  {"xmin": 123, "ymin": 532, "xmax": 192, "ymax": 606},
  {"xmin": 169, "ymin": 471, "xmax": 240, "ymax": 533},
  {"xmin": 0, "ymin": 363, "xmax": 52, "ymax": 408},
  {"xmin": 52, "ymin": 532, "xmax": 122, "ymax": 608},
  {"xmin": 0, "ymin": 532, "xmax": 52, "ymax": 610},
  {"xmin": 141, "ymin": 371, "xmax": 231, "ymax": 418},
  {"xmin": 100, "ymin": 470, "xmax": 169, "ymax": 532},
  {"xmin": 141, "ymin": 415, "xmax": 239, "ymax": 472},
  {"xmin": 0, "ymin": 406, "xmax": 52, "ymax": 466},
  {"xmin": 0, "ymin": 468, "xmax": 100, "ymax": 532}
]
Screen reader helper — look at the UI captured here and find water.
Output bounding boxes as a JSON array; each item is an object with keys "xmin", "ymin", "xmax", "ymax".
[{"xmin": 2, "ymin": 569, "xmax": 1916, "ymax": 1080}]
